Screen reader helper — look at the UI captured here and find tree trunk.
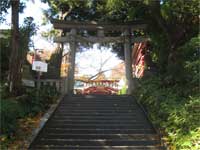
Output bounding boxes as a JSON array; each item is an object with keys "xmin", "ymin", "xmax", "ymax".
[
  {"xmin": 149, "ymin": 1, "xmax": 172, "ymax": 74},
  {"xmin": 9, "ymin": 0, "xmax": 21, "ymax": 95},
  {"xmin": 55, "ymin": 10, "xmax": 70, "ymax": 78}
]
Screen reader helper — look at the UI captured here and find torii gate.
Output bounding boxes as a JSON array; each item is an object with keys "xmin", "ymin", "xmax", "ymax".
[{"xmin": 51, "ymin": 19, "xmax": 147, "ymax": 95}]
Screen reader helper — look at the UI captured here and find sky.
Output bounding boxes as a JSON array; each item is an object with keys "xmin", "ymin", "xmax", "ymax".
[
  {"xmin": 0, "ymin": 0, "xmax": 55, "ymax": 50},
  {"xmin": 76, "ymin": 45, "xmax": 123, "ymax": 77},
  {"xmin": 0, "ymin": 0, "xmax": 122, "ymax": 78}
]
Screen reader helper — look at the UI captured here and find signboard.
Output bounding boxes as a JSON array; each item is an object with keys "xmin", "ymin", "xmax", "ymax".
[
  {"xmin": 22, "ymin": 79, "xmax": 35, "ymax": 87},
  {"xmin": 32, "ymin": 61, "xmax": 48, "ymax": 72}
]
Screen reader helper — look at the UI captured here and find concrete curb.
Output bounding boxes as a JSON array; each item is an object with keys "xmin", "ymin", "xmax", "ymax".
[{"xmin": 25, "ymin": 94, "xmax": 66, "ymax": 150}]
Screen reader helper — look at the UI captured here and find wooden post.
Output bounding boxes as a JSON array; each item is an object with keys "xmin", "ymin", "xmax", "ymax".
[
  {"xmin": 37, "ymin": 71, "xmax": 41, "ymax": 89},
  {"xmin": 68, "ymin": 29, "xmax": 77, "ymax": 94},
  {"xmin": 124, "ymin": 29, "xmax": 134, "ymax": 94},
  {"xmin": 63, "ymin": 77, "xmax": 68, "ymax": 94}
]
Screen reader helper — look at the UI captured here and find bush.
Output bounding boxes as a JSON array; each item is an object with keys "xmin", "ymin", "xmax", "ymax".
[
  {"xmin": 118, "ymin": 85, "xmax": 127, "ymax": 95},
  {"xmin": 0, "ymin": 99, "xmax": 21, "ymax": 135},
  {"xmin": 18, "ymin": 85, "xmax": 59, "ymax": 116},
  {"xmin": 135, "ymin": 35, "xmax": 200, "ymax": 149},
  {"xmin": 0, "ymin": 85, "xmax": 60, "ymax": 136},
  {"xmin": 135, "ymin": 77, "xmax": 200, "ymax": 149},
  {"xmin": 0, "ymin": 82, "xmax": 9, "ymax": 99}
]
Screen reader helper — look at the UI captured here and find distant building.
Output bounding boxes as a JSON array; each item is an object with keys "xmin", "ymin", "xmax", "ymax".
[
  {"xmin": 26, "ymin": 49, "xmax": 52, "ymax": 64},
  {"xmin": 110, "ymin": 62, "xmax": 125, "ymax": 80},
  {"xmin": 132, "ymin": 41, "xmax": 155, "ymax": 78},
  {"xmin": 132, "ymin": 42, "xmax": 146, "ymax": 78}
]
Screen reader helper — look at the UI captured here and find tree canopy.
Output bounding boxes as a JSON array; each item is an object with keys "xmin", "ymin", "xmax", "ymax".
[
  {"xmin": 0, "ymin": 17, "xmax": 36, "ymax": 81},
  {"xmin": 0, "ymin": 0, "xmax": 25, "ymax": 23},
  {"xmin": 41, "ymin": 0, "xmax": 199, "ymax": 76}
]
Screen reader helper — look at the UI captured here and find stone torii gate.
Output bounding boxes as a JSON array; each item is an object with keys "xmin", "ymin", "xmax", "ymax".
[{"xmin": 51, "ymin": 19, "xmax": 147, "ymax": 95}]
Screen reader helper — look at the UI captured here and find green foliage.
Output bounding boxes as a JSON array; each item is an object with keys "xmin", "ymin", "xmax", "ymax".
[
  {"xmin": 135, "ymin": 35, "xmax": 200, "ymax": 149},
  {"xmin": 0, "ymin": 30, "xmax": 11, "ymax": 80},
  {"xmin": 18, "ymin": 85, "xmax": 59, "ymax": 116},
  {"xmin": 0, "ymin": 85, "xmax": 59, "ymax": 136},
  {"xmin": 136, "ymin": 77, "xmax": 200, "ymax": 149},
  {"xmin": 0, "ymin": 99, "xmax": 21, "ymax": 135},
  {"xmin": 0, "ymin": 83, "xmax": 9, "ymax": 99},
  {"xmin": 106, "ymin": 0, "xmax": 125, "ymax": 12},
  {"xmin": 0, "ymin": 0, "xmax": 25, "ymax": 23},
  {"xmin": 118, "ymin": 85, "xmax": 127, "ymax": 95},
  {"xmin": 0, "ymin": 17, "xmax": 36, "ymax": 82},
  {"xmin": 20, "ymin": 17, "xmax": 37, "ymax": 49}
]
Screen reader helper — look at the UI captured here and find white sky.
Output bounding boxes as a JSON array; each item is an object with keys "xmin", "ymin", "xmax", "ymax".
[
  {"xmin": 0, "ymin": 0, "xmax": 122, "ymax": 78},
  {"xmin": 76, "ymin": 45, "xmax": 122, "ymax": 77}
]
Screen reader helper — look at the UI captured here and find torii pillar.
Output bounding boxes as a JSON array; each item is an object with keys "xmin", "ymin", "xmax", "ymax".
[
  {"xmin": 124, "ymin": 29, "xmax": 134, "ymax": 94},
  {"xmin": 68, "ymin": 29, "xmax": 77, "ymax": 94}
]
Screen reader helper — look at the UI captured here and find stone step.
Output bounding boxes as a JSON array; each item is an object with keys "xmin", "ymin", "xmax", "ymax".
[
  {"xmin": 62, "ymin": 98, "xmax": 132, "ymax": 101},
  {"xmin": 52, "ymin": 115, "xmax": 145, "ymax": 120},
  {"xmin": 43, "ymin": 128, "xmax": 156, "ymax": 134},
  {"xmin": 49, "ymin": 119, "xmax": 149, "ymax": 124},
  {"xmin": 54, "ymin": 112, "xmax": 142, "ymax": 115},
  {"xmin": 28, "ymin": 95, "xmax": 161, "ymax": 150},
  {"xmin": 62, "ymin": 99, "xmax": 133, "ymax": 102},
  {"xmin": 50, "ymin": 117, "xmax": 148, "ymax": 121},
  {"xmin": 61, "ymin": 100, "xmax": 134, "ymax": 102},
  {"xmin": 61, "ymin": 101, "xmax": 134, "ymax": 104},
  {"xmin": 31, "ymin": 145, "xmax": 163, "ymax": 150},
  {"xmin": 64, "ymin": 96, "xmax": 132, "ymax": 100},
  {"xmin": 58, "ymin": 105, "xmax": 137, "ymax": 109},
  {"xmin": 33, "ymin": 139, "xmax": 160, "ymax": 146},
  {"xmin": 57, "ymin": 108, "xmax": 140, "ymax": 111},
  {"xmin": 55, "ymin": 108, "xmax": 141, "ymax": 114},
  {"xmin": 46, "ymin": 124, "xmax": 152, "ymax": 129},
  {"xmin": 40, "ymin": 133, "xmax": 159, "ymax": 140},
  {"xmin": 53, "ymin": 113, "xmax": 145, "ymax": 117}
]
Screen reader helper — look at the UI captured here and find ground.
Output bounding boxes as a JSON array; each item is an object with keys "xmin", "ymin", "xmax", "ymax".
[{"xmin": 1, "ymin": 113, "xmax": 43, "ymax": 150}]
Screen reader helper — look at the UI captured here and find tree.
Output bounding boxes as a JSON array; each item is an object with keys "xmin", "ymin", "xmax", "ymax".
[
  {"xmin": 0, "ymin": 0, "xmax": 11, "ymax": 23},
  {"xmin": 8, "ymin": 0, "xmax": 20, "ymax": 94},
  {"xmin": 148, "ymin": 0, "xmax": 198, "ymax": 75},
  {"xmin": 19, "ymin": 17, "xmax": 36, "ymax": 66},
  {"xmin": 1, "ymin": 17, "xmax": 36, "ymax": 82},
  {"xmin": 0, "ymin": 0, "xmax": 25, "ymax": 23},
  {"xmin": 0, "ymin": 0, "xmax": 35, "ymax": 94},
  {"xmin": 100, "ymin": 0, "xmax": 199, "ymax": 80},
  {"xmin": 42, "ymin": 0, "xmax": 199, "ymax": 81}
]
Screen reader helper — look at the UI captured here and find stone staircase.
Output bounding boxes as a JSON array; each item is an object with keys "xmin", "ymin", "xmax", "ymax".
[{"xmin": 29, "ymin": 95, "xmax": 163, "ymax": 150}]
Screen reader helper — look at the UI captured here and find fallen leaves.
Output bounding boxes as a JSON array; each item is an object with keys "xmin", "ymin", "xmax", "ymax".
[{"xmin": 1, "ymin": 112, "xmax": 43, "ymax": 150}]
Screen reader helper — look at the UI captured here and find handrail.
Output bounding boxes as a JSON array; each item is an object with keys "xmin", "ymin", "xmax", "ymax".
[{"xmin": 34, "ymin": 79, "xmax": 65, "ymax": 94}]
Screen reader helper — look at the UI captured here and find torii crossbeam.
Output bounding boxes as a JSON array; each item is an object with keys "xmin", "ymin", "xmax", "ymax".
[{"xmin": 51, "ymin": 19, "xmax": 146, "ymax": 31}]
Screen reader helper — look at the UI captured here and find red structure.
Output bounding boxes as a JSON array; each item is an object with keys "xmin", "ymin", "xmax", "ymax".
[
  {"xmin": 132, "ymin": 42, "xmax": 146, "ymax": 78},
  {"xmin": 81, "ymin": 80, "xmax": 119, "ymax": 95}
]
